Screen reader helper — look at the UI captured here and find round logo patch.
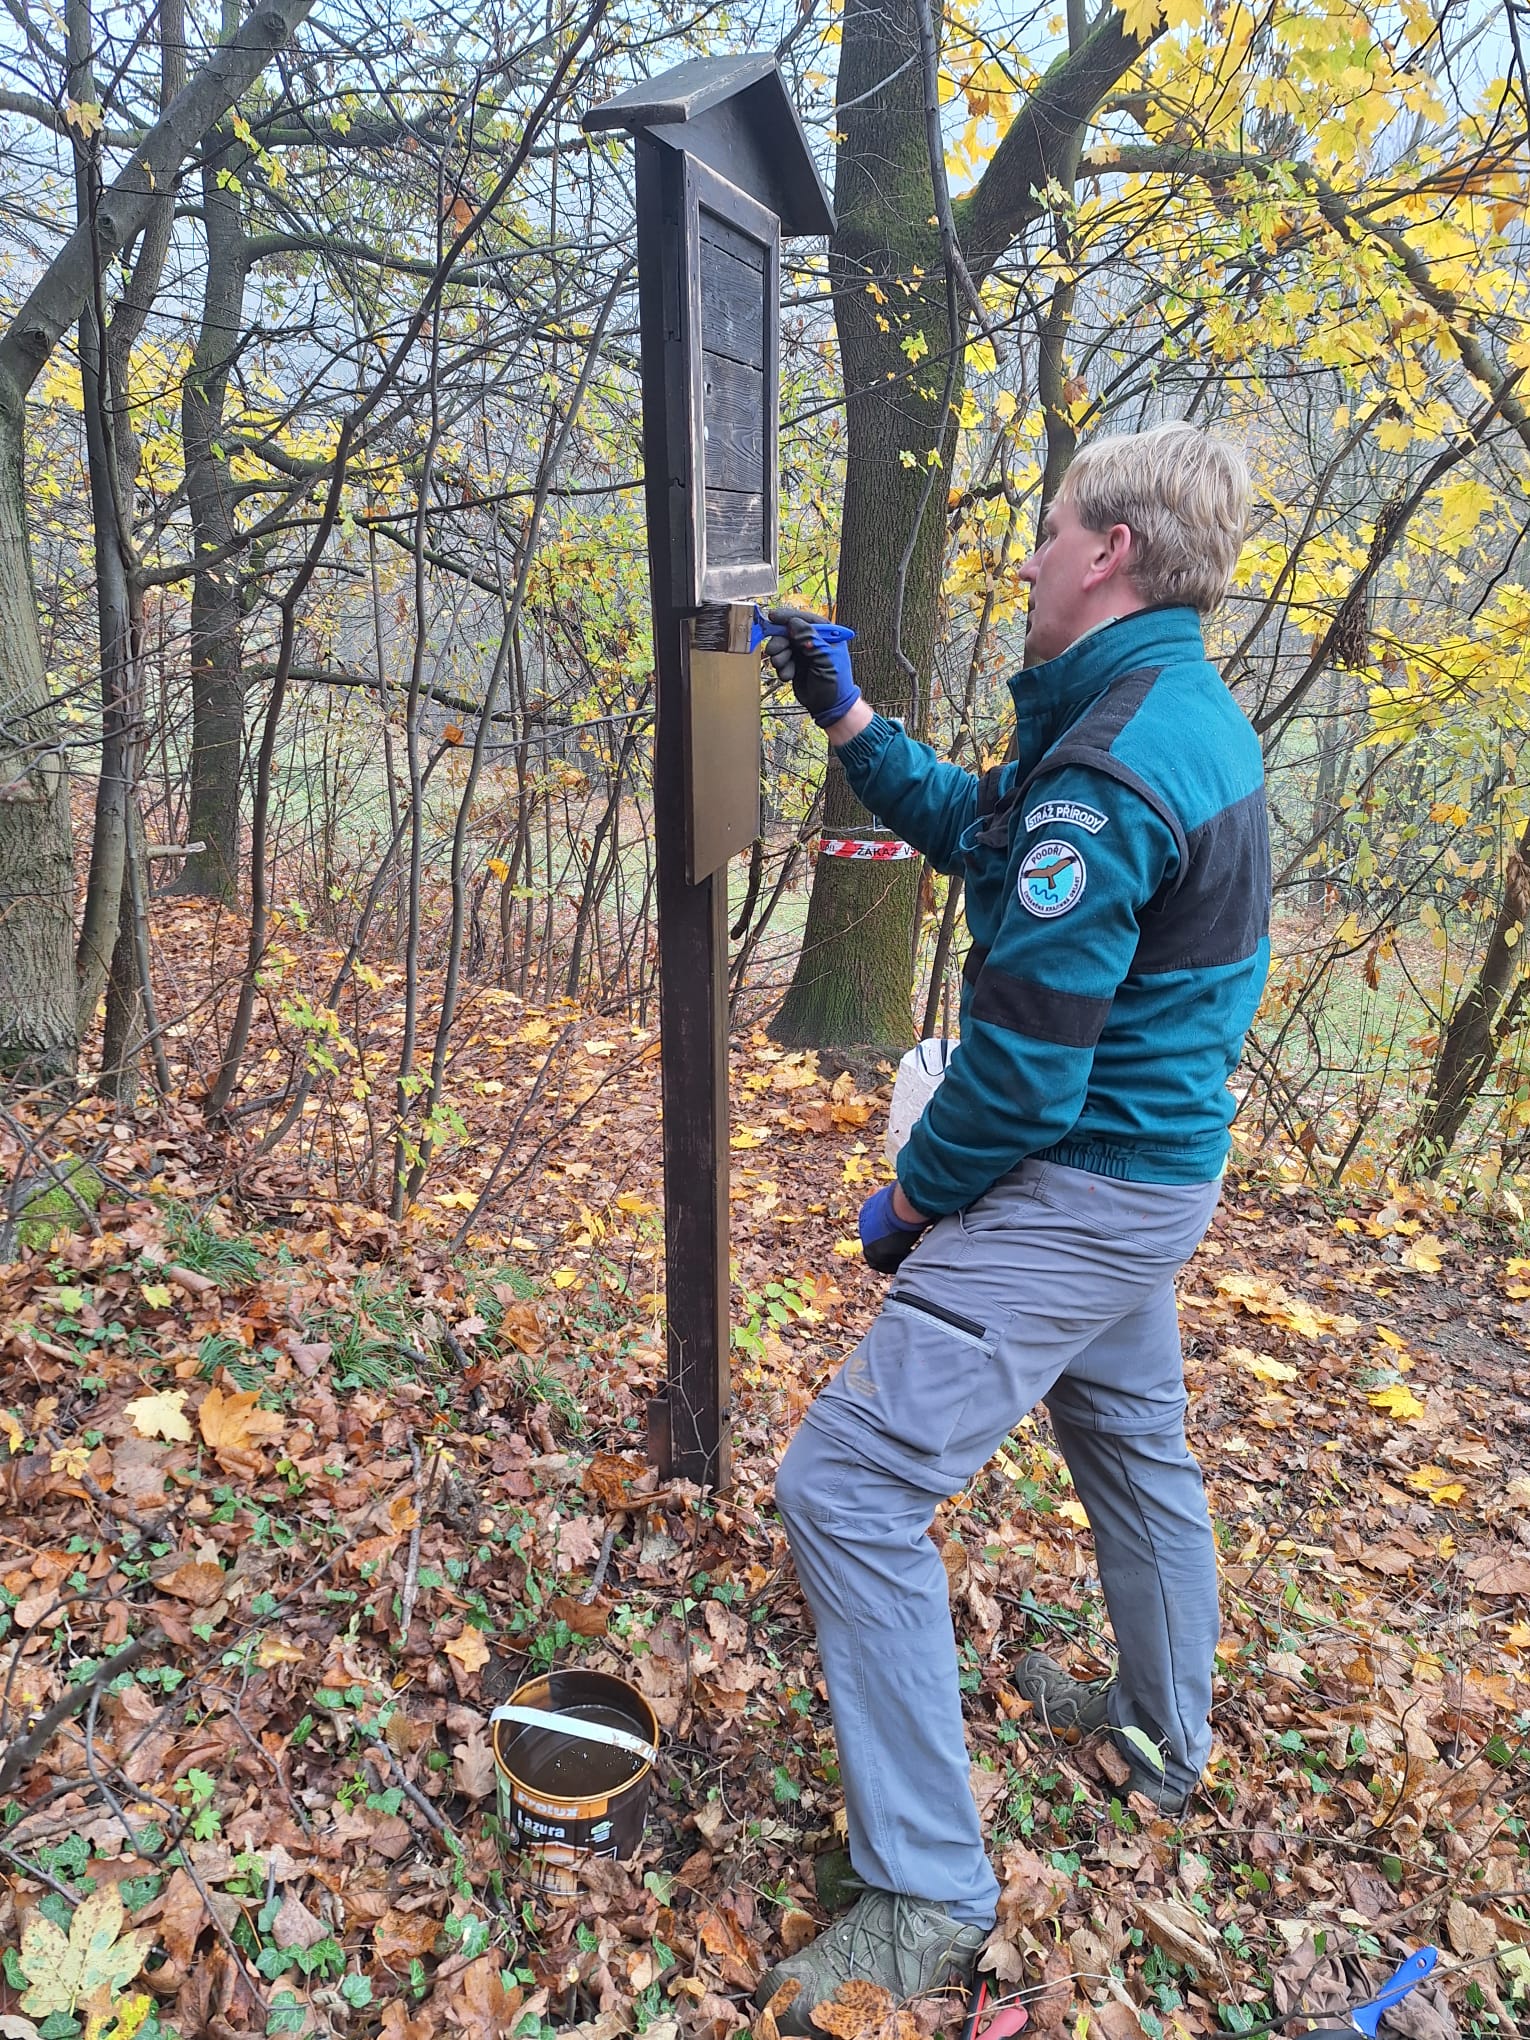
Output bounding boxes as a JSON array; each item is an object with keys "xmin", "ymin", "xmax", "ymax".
[{"xmin": 1018, "ymin": 839, "xmax": 1086, "ymax": 918}]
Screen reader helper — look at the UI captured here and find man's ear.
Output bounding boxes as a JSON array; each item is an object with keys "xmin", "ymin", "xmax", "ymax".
[{"xmin": 1081, "ymin": 522, "xmax": 1134, "ymax": 591}]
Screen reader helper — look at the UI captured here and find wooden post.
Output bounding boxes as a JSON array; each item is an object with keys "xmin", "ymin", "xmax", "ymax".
[
  {"xmin": 636, "ymin": 134, "xmax": 732, "ymax": 1484},
  {"xmin": 585, "ymin": 59, "xmax": 835, "ymax": 1488}
]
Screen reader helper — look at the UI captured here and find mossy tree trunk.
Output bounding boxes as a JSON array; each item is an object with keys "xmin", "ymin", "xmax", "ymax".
[{"xmin": 772, "ymin": 2, "xmax": 1151, "ymax": 1049}]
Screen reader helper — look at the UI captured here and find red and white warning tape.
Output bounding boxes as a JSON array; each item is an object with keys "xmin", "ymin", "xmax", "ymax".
[{"xmin": 817, "ymin": 835, "xmax": 916, "ymax": 860}]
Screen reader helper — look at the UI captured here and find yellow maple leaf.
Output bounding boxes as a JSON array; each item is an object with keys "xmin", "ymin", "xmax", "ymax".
[
  {"xmin": 445, "ymin": 1626, "xmax": 490, "ymax": 1675},
  {"xmin": 124, "ymin": 1390, "xmax": 192, "ymax": 1444},
  {"xmin": 730, "ymin": 1127, "xmax": 770, "ymax": 1149},
  {"xmin": 832, "ymin": 1238, "xmax": 862, "ymax": 1258},
  {"xmin": 140, "ymin": 1283, "xmax": 174, "ymax": 1310},
  {"xmin": 198, "ymin": 1385, "xmax": 285, "ymax": 1457},
  {"xmin": 551, "ymin": 1269, "xmax": 579, "ymax": 1289},
  {"xmin": 1368, "ymin": 1383, "xmax": 1426, "ymax": 1421},
  {"xmin": 1230, "ymin": 1346, "xmax": 1298, "ymax": 1385},
  {"xmin": 1115, "ymin": 0, "xmax": 1162, "ymax": 35},
  {"xmin": 19, "ymin": 1885, "xmax": 152, "ymax": 2017},
  {"xmin": 1408, "ymin": 1465, "xmax": 1465, "ymax": 1505},
  {"xmin": 50, "ymin": 1442, "xmax": 92, "ymax": 1478},
  {"xmin": 615, "ymin": 1194, "xmax": 658, "ymax": 1215},
  {"xmin": 1401, "ymin": 1237, "xmax": 1444, "ymax": 1274}
]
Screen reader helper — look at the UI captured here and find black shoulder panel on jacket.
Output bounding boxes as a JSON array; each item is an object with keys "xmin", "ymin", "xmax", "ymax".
[{"xmin": 1134, "ymin": 785, "xmax": 1271, "ymax": 974}]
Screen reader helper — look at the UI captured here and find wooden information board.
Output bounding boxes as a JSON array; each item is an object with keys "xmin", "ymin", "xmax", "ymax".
[{"xmin": 584, "ymin": 59, "xmax": 833, "ymax": 1486}]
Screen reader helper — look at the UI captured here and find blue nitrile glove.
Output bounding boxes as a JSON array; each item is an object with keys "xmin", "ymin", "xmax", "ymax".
[
  {"xmin": 858, "ymin": 1181, "xmax": 929, "ymax": 1275},
  {"xmin": 760, "ymin": 606, "xmax": 860, "ymax": 728}
]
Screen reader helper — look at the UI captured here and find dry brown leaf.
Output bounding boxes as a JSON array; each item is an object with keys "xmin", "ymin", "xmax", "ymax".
[
  {"xmin": 155, "ymin": 1868, "xmax": 207, "ymax": 1971},
  {"xmin": 453, "ymin": 1726, "xmax": 497, "ymax": 1799},
  {"xmin": 373, "ymin": 1907, "xmax": 442, "ymax": 1969},
  {"xmin": 444, "ymin": 1953, "xmax": 522, "ymax": 2040},
  {"xmin": 809, "ymin": 1979, "xmax": 923, "ymax": 2040},
  {"xmin": 1445, "ymin": 1896, "xmax": 1496, "ymax": 1959},
  {"xmin": 551, "ymin": 1514, "xmax": 604, "ymax": 1570},
  {"xmin": 379, "ymin": 2001, "xmax": 438, "ymax": 2040},
  {"xmin": 1134, "ymin": 1898, "xmax": 1219, "ymax": 1977},
  {"xmin": 154, "ymin": 1561, "xmax": 225, "ymax": 1607},
  {"xmin": 197, "ymin": 1385, "xmax": 284, "ymax": 1459},
  {"xmin": 1462, "ymin": 1549, "xmax": 1530, "ymax": 1597},
  {"xmin": 697, "ymin": 1902, "xmax": 759, "ymax": 1988},
  {"xmin": 1090, "ymin": 2003, "xmax": 1147, "ymax": 2040},
  {"xmin": 582, "ymin": 1451, "xmax": 646, "ymax": 1510},
  {"xmin": 444, "ymin": 1626, "xmax": 490, "ymax": 1675},
  {"xmin": 778, "ymin": 1909, "xmax": 817, "ymax": 1955},
  {"xmin": 270, "ymin": 1891, "xmax": 327, "ymax": 1953},
  {"xmin": 177, "ymin": 1942, "xmax": 237, "ymax": 2040},
  {"xmin": 810, "ymin": 1981, "xmax": 897, "ymax": 2039},
  {"xmin": 995, "ymin": 1845, "xmax": 1070, "ymax": 1926},
  {"xmin": 547, "ymin": 1593, "xmax": 610, "ymax": 1637}
]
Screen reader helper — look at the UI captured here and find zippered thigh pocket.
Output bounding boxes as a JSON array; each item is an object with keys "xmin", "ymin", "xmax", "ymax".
[
  {"xmin": 884, "ymin": 1291, "xmax": 989, "ymax": 1347},
  {"xmin": 827, "ymin": 1286, "xmax": 996, "ymax": 1457}
]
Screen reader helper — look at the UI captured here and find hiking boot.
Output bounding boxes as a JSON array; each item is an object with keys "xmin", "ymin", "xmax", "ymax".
[
  {"xmin": 756, "ymin": 1889, "xmax": 986, "ymax": 2037},
  {"xmin": 1012, "ymin": 1649, "xmax": 1115, "ymax": 1736}
]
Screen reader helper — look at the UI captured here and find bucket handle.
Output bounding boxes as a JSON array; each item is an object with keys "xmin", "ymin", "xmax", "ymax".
[{"xmin": 490, "ymin": 1704, "xmax": 658, "ymax": 1767}]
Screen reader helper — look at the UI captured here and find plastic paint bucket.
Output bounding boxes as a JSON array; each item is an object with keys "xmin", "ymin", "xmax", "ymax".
[{"xmin": 491, "ymin": 1669, "xmax": 659, "ymax": 1894}]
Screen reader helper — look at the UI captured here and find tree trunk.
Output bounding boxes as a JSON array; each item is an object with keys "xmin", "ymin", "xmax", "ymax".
[
  {"xmin": 173, "ymin": 131, "xmax": 249, "ymax": 902},
  {"xmin": 1409, "ymin": 814, "xmax": 1530, "ymax": 1171},
  {"xmin": 0, "ymin": 415, "xmax": 77, "ymax": 1082},
  {"xmin": 73, "ymin": 293, "xmax": 137, "ymax": 1033},
  {"xmin": 771, "ymin": 1, "xmax": 1148, "ymax": 1047},
  {"xmin": 100, "ymin": 854, "xmax": 142, "ymax": 1105},
  {"xmin": 771, "ymin": 0, "xmax": 956, "ymax": 1049}
]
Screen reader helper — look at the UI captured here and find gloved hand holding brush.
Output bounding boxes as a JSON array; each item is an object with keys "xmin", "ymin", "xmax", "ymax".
[{"xmin": 761, "ymin": 606, "xmax": 861, "ymax": 729}]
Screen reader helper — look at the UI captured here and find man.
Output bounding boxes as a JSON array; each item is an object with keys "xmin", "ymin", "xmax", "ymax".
[{"xmin": 756, "ymin": 423, "xmax": 1270, "ymax": 2029}]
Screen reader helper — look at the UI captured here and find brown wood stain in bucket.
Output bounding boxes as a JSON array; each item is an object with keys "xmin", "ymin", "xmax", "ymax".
[
  {"xmin": 509, "ymin": 1703, "xmax": 641, "ymax": 1795},
  {"xmin": 491, "ymin": 1669, "xmax": 659, "ymax": 1895}
]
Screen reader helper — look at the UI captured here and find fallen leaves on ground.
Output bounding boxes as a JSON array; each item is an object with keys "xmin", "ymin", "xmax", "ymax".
[{"xmin": 1, "ymin": 1010, "xmax": 1527, "ymax": 2039}]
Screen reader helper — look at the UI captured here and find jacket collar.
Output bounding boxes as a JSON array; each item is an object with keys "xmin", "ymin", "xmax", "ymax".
[{"xmin": 1006, "ymin": 605, "xmax": 1206, "ymax": 749}]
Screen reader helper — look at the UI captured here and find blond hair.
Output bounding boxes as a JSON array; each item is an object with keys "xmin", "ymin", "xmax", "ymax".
[{"xmin": 1058, "ymin": 422, "xmax": 1250, "ymax": 614}]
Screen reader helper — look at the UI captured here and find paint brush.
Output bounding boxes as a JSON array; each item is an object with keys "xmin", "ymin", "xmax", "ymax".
[{"xmin": 689, "ymin": 603, "xmax": 858, "ymax": 695}]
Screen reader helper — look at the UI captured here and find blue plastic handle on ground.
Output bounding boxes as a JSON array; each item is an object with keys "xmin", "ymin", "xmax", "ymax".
[
  {"xmin": 1350, "ymin": 1947, "xmax": 1437, "ymax": 2036},
  {"xmin": 750, "ymin": 606, "xmax": 856, "ymax": 692}
]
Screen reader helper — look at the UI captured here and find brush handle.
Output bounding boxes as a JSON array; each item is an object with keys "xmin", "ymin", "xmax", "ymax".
[
  {"xmin": 1350, "ymin": 1947, "xmax": 1436, "ymax": 2036},
  {"xmin": 756, "ymin": 608, "xmax": 859, "ymax": 725}
]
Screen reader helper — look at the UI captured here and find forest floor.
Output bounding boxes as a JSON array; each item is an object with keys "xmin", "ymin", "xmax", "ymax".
[{"xmin": 2, "ymin": 917, "xmax": 1529, "ymax": 2040}]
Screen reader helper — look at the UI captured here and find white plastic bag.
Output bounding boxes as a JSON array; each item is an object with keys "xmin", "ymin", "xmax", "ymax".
[{"xmin": 884, "ymin": 1038, "xmax": 953, "ymax": 1164}]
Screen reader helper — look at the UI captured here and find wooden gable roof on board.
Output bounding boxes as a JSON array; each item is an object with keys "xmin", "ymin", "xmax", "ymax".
[{"xmin": 583, "ymin": 54, "xmax": 835, "ymax": 239}]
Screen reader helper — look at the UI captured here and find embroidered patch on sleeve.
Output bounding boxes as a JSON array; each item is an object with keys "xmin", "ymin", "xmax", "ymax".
[
  {"xmin": 1023, "ymin": 798, "xmax": 1107, "ymax": 835},
  {"xmin": 1018, "ymin": 839, "xmax": 1087, "ymax": 918}
]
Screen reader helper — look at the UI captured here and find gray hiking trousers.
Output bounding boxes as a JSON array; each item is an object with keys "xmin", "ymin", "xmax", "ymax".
[{"xmin": 774, "ymin": 1158, "xmax": 1222, "ymax": 1928}]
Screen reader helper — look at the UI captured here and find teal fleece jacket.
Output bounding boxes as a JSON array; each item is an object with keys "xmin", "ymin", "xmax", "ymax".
[{"xmin": 836, "ymin": 607, "xmax": 1271, "ymax": 1214}]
